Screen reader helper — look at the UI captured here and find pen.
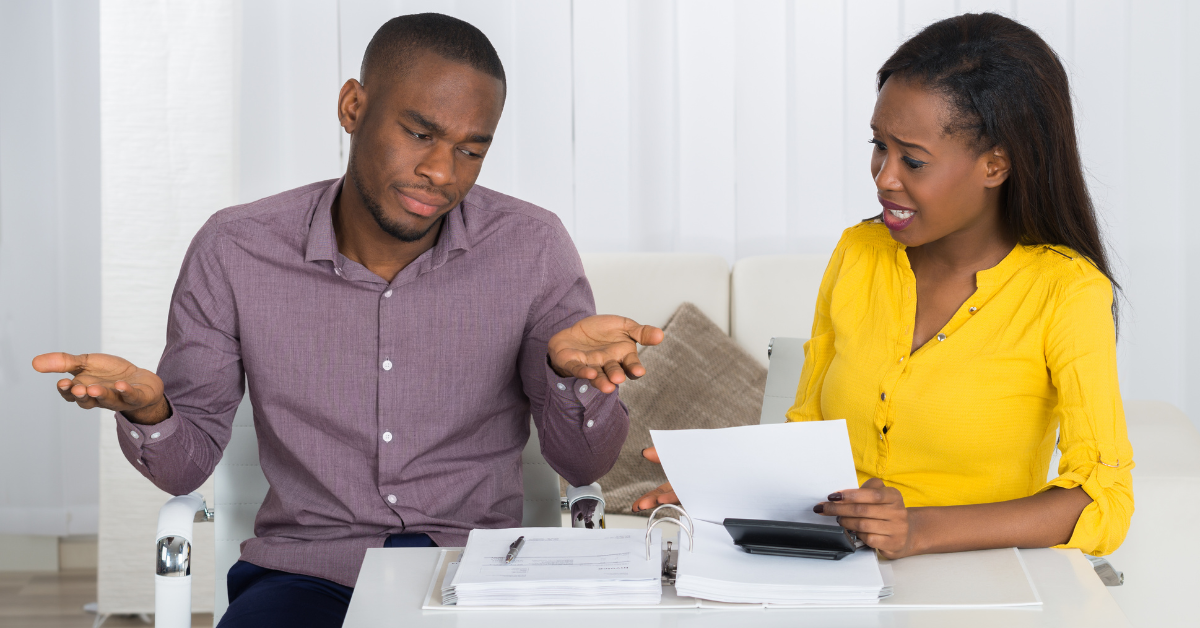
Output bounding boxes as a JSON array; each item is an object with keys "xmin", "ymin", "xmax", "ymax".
[{"xmin": 505, "ymin": 535, "xmax": 525, "ymax": 564}]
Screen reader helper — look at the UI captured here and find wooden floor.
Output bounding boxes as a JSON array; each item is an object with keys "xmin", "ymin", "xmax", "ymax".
[{"xmin": 0, "ymin": 570, "xmax": 213, "ymax": 628}]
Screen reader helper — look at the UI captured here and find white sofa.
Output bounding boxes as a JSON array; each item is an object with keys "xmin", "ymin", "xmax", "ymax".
[{"xmin": 582, "ymin": 252, "xmax": 1200, "ymax": 628}]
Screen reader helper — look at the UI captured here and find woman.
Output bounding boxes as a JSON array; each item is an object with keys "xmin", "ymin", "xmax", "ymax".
[{"xmin": 634, "ymin": 12, "xmax": 1133, "ymax": 559}]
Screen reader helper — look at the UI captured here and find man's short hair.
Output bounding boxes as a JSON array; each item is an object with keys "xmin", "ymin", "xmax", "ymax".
[{"xmin": 360, "ymin": 13, "xmax": 506, "ymax": 89}]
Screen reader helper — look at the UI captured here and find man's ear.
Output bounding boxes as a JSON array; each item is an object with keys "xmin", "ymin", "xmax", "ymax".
[
  {"xmin": 338, "ymin": 79, "xmax": 366, "ymax": 135},
  {"xmin": 982, "ymin": 145, "xmax": 1011, "ymax": 189}
]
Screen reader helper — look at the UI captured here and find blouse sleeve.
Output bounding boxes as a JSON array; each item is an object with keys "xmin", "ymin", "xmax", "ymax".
[
  {"xmin": 785, "ymin": 232, "xmax": 851, "ymax": 423},
  {"xmin": 1041, "ymin": 273, "xmax": 1135, "ymax": 556}
]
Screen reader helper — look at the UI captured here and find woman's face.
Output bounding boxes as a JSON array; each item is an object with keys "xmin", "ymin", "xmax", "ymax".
[{"xmin": 869, "ymin": 77, "xmax": 1010, "ymax": 248}]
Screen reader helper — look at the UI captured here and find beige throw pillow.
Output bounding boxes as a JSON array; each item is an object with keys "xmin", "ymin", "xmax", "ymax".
[{"xmin": 597, "ymin": 302, "xmax": 768, "ymax": 516}]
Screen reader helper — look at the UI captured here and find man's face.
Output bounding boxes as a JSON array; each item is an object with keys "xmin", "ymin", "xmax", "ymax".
[{"xmin": 340, "ymin": 51, "xmax": 505, "ymax": 241}]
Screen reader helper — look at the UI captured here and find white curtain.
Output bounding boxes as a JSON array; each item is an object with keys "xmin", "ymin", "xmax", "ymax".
[
  {"xmin": 97, "ymin": 0, "xmax": 235, "ymax": 611},
  {"xmin": 0, "ymin": 0, "xmax": 101, "ymax": 537}
]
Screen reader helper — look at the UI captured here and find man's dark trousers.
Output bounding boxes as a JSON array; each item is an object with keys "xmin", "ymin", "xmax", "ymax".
[{"xmin": 217, "ymin": 533, "xmax": 435, "ymax": 627}]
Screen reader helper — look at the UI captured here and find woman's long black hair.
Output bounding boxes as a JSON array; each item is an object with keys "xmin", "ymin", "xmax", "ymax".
[{"xmin": 878, "ymin": 13, "xmax": 1121, "ymax": 327}]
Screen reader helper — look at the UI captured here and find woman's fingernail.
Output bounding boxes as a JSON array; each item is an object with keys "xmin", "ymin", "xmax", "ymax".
[
  {"xmin": 813, "ymin": 503, "xmax": 825, "ymax": 514},
  {"xmin": 828, "ymin": 492, "xmax": 843, "ymax": 501}
]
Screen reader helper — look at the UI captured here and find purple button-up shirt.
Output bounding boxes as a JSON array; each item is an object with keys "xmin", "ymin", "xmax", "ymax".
[{"xmin": 115, "ymin": 178, "xmax": 628, "ymax": 587}]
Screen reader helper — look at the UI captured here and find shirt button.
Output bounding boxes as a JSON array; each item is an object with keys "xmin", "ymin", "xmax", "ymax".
[
  {"xmin": 578, "ymin": 384, "xmax": 589, "ymax": 394},
  {"xmin": 586, "ymin": 419, "xmax": 595, "ymax": 428},
  {"xmin": 557, "ymin": 383, "xmax": 567, "ymax": 391},
  {"xmin": 898, "ymin": 356, "xmax": 905, "ymax": 363},
  {"xmin": 382, "ymin": 431, "xmax": 393, "ymax": 443},
  {"xmin": 151, "ymin": 432, "xmax": 160, "ymax": 439},
  {"xmin": 880, "ymin": 393, "xmax": 887, "ymax": 401},
  {"xmin": 334, "ymin": 268, "xmax": 343, "ymax": 277},
  {"xmin": 937, "ymin": 333, "xmax": 947, "ymax": 342},
  {"xmin": 136, "ymin": 459, "xmax": 144, "ymax": 465},
  {"xmin": 968, "ymin": 306, "xmax": 977, "ymax": 313},
  {"xmin": 130, "ymin": 431, "xmax": 140, "ymax": 439},
  {"xmin": 382, "ymin": 359, "xmax": 393, "ymax": 371},
  {"xmin": 384, "ymin": 289, "xmax": 393, "ymax": 298},
  {"xmin": 387, "ymin": 494, "xmax": 397, "ymax": 504}
]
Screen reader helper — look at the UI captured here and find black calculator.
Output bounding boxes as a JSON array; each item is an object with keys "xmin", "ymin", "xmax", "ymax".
[{"xmin": 722, "ymin": 518, "xmax": 861, "ymax": 560}]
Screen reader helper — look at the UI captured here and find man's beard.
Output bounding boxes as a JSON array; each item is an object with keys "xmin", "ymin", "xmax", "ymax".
[{"xmin": 349, "ymin": 158, "xmax": 443, "ymax": 243}]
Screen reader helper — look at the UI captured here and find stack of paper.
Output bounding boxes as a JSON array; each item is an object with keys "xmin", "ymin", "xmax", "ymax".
[
  {"xmin": 439, "ymin": 561, "xmax": 459, "ymax": 605},
  {"xmin": 445, "ymin": 527, "xmax": 662, "ymax": 606},
  {"xmin": 675, "ymin": 521, "xmax": 888, "ymax": 604},
  {"xmin": 652, "ymin": 420, "xmax": 889, "ymax": 605}
]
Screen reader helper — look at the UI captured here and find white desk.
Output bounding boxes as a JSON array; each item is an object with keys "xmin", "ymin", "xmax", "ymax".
[{"xmin": 344, "ymin": 547, "xmax": 1131, "ymax": 628}]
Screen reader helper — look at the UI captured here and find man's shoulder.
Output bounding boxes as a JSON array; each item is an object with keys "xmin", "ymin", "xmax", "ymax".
[
  {"xmin": 202, "ymin": 179, "xmax": 335, "ymax": 235},
  {"xmin": 461, "ymin": 185, "xmax": 569, "ymax": 240}
]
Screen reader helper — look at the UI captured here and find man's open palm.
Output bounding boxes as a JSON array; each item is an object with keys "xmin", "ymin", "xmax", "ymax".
[
  {"xmin": 32, "ymin": 352, "xmax": 169, "ymax": 423},
  {"xmin": 547, "ymin": 315, "xmax": 664, "ymax": 393}
]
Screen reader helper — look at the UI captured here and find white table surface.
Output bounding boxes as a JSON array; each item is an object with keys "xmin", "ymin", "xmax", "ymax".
[{"xmin": 343, "ymin": 546, "xmax": 1131, "ymax": 628}]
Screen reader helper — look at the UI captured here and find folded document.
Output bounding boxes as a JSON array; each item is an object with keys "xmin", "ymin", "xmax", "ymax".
[{"xmin": 443, "ymin": 527, "xmax": 662, "ymax": 606}]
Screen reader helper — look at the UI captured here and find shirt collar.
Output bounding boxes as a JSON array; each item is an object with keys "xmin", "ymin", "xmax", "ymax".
[
  {"xmin": 304, "ymin": 178, "xmax": 342, "ymax": 264},
  {"xmin": 974, "ymin": 243, "xmax": 1032, "ymax": 287},
  {"xmin": 304, "ymin": 176, "xmax": 473, "ymax": 268}
]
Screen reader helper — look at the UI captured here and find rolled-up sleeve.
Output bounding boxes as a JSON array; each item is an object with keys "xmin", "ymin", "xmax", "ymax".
[
  {"xmin": 1041, "ymin": 275, "xmax": 1134, "ymax": 556},
  {"xmin": 517, "ymin": 219, "xmax": 628, "ymax": 488},
  {"xmin": 116, "ymin": 216, "xmax": 244, "ymax": 496}
]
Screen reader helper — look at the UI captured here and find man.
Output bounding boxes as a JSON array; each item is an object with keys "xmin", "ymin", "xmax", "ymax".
[{"xmin": 33, "ymin": 13, "xmax": 660, "ymax": 627}]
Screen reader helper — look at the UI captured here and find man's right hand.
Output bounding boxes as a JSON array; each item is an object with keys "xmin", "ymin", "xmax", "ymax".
[
  {"xmin": 32, "ymin": 352, "xmax": 170, "ymax": 424},
  {"xmin": 631, "ymin": 446, "xmax": 681, "ymax": 513}
]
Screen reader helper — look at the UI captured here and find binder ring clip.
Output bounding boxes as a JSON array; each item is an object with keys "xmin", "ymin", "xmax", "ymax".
[{"xmin": 645, "ymin": 503, "xmax": 694, "ymax": 560}]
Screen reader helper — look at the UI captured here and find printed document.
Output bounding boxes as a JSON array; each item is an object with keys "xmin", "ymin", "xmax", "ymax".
[{"xmin": 447, "ymin": 527, "xmax": 662, "ymax": 606}]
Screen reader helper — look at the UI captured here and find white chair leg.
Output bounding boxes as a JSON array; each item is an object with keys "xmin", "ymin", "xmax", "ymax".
[{"xmin": 155, "ymin": 492, "xmax": 207, "ymax": 628}]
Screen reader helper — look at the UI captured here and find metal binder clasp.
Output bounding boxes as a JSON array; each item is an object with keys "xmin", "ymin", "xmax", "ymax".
[{"xmin": 644, "ymin": 503, "xmax": 694, "ymax": 560}]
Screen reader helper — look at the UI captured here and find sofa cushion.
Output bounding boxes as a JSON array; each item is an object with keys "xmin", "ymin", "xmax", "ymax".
[{"xmin": 596, "ymin": 302, "xmax": 768, "ymax": 516}]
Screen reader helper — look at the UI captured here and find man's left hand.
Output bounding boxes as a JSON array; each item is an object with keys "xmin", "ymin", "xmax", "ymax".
[{"xmin": 548, "ymin": 315, "xmax": 664, "ymax": 393}]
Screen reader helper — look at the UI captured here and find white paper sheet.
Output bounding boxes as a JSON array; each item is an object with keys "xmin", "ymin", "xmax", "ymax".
[
  {"xmin": 452, "ymin": 528, "xmax": 661, "ymax": 584},
  {"xmin": 650, "ymin": 420, "xmax": 859, "ymax": 525},
  {"xmin": 674, "ymin": 520, "xmax": 886, "ymax": 604},
  {"xmin": 446, "ymin": 527, "xmax": 663, "ymax": 606}
]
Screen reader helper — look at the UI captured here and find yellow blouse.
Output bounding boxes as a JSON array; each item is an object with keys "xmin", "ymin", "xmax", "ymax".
[{"xmin": 786, "ymin": 222, "xmax": 1134, "ymax": 556}]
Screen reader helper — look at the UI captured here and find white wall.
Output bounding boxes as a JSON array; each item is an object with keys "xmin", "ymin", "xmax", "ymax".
[{"xmin": 0, "ymin": 0, "xmax": 101, "ymax": 537}]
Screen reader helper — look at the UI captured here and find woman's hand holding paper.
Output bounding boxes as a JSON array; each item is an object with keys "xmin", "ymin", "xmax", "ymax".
[{"xmin": 814, "ymin": 477, "xmax": 921, "ymax": 559}]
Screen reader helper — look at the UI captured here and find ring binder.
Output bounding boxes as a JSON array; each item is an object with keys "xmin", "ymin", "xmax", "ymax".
[{"xmin": 644, "ymin": 504, "xmax": 693, "ymax": 584}]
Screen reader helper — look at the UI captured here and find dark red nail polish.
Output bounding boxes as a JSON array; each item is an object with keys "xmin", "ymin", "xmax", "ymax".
[
  {"xmin": 828, "ymin": 492, "xmax": 843, "ymax": 501},
  {"xmin": 813, "ymin": 503, "xmax": 824, "ymax": 514}
]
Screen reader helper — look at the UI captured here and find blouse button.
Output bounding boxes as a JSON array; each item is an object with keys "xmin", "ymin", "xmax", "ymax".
[
  {"xmin": 880, "ymin": 393, "xmax": 887, "ymax": 401},
  {"xmin": 898, "ymin": 356, "xmax": 905, "ymax": 363},
  {"xmin": 968, "ymin": 306, "xmax": 977, "ymax": 313},
  {"xmin": 936, "ymin": 333, "xmax": 947, "ymax": 342}
]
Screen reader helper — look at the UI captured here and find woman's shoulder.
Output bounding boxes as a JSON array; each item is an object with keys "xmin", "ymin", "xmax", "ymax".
[
  {"xmin": 1021, "ymin": 243, "xmax": 1113, "ymax": 293},
  {"xmin": 834, "ymin": 219, "xmax": 899, "ymax": 257}
]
